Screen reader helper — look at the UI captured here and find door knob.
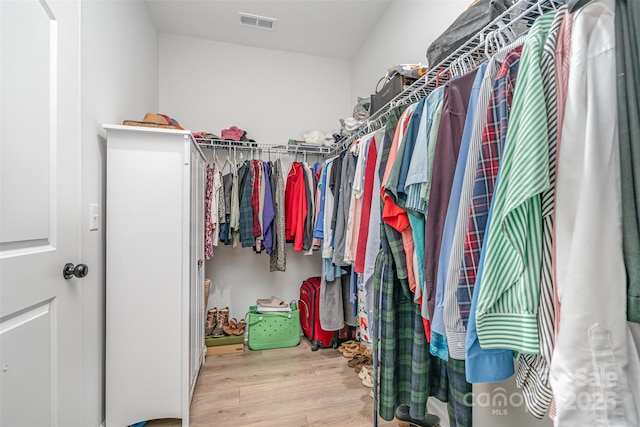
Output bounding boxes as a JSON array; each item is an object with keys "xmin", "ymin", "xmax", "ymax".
[{"xmin": 63, "ymin": 263, "xmax": 89, "ymax": 280}]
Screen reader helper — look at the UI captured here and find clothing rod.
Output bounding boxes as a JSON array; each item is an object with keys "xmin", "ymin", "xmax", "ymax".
[
  {"xmin": 196, "ymin": 139, "xmax": 332, "ymax": 155},
  {"xmin": 332, "ymin": 0, "xmax": 562, "ymax": 154}
]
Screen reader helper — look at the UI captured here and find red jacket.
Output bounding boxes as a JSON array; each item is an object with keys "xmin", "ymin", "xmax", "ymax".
[{"xmin": 285, "ymin": 162, "xmax": 307, "ymax": 251}]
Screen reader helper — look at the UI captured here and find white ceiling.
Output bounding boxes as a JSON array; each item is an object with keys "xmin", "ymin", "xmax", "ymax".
[{"xmin": 145, "ymin": 0, "xmax": 393, "ymax": 60}]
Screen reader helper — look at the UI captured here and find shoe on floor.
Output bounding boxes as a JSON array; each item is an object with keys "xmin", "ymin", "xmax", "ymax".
[
  {"xmin": 361, "ymin": 372, "xmax": 374, "ymax": 388},
  {"xmin": 358, "ymin": 365, "xmax": 373, "ymax": 380},
  {"xmin": 394, "ymin": 404, "xmax": 440, "ymax": 427},
  {"xmin": 223, "ymin": 318, "xmax": 238, "ymax": 335}
]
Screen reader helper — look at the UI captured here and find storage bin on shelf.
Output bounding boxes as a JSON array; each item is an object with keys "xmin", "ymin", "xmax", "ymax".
[
  {"xmin": 245, "ymin": 302, "xmax": 301, "ymax": 350},
  {"xmin": 205, "ymin": 335, "xmax": 244, "ymax": 356}
]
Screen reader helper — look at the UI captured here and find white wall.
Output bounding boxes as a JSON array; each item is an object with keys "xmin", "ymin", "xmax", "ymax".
[
  {"xmin": 350, "ymin": 3, "xmax": 554, "ymax": 427},
  {"xmin": 80, "ymin": 1, "xmax": 158, "ymax": 425},
  {"xmin": 159, "ymin": 33, "xmax": 352, "ymax": 142},
  {"xmin": 159, "ymin": 34, "xmax": 350, "ymax": 318},
  {"xmin": 350, "ymin": 0, "xmax": 470, "ymax": 106}
]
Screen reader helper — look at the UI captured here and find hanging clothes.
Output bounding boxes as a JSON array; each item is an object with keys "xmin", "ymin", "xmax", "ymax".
[
  {"xmin": 424, "ymin": 68, "xmax": 478, "ymax": 329},
  {"xmin": 254, "ymin": 159, "xmax": 265, "ymax": 252},
  {"xmin": 230, "ymin": 160, "xmax": 241, "ymax": 248},
  {"xmin": 354, "ymin": 133, "xmax": 380, "ymax": 274},
  {"xmin": 285, "ymin": 161, "xmax": 308, "ymax": 252},
  {"xmin": 551, "ymin": 1, "xmax": 640, "ymax": 424},
  {"xmin": 406, "ymin": 85, "xmax": 445, "ymax": 315},
  {"xmin": 220, "ymin": 170, "xmax": 233, "ymax": 245},
  {"xmin": 250, "ymin": 160, "xmax": 262, "ymax": 247},
  {"xmin": 211, "ymin": 163, "xmax": 222, "ymax": 247},
  {"xmin": 616, "ymin": 0, "xmax": 640, "ymax": 325},
  {"xmin": 269, "ymin": 158, "xmax": 286, "ymax": 272},
  {"xmin": 262, "ymin": 162, "xmax": 275, "ymax": 255},
  {"xmin": 516, "ymin": 8, "xmax": 566, "ymax": 419},
  {"xmin": 375, "ymin": 106, "xmax": 427, "ymax": 421},
  {"xmin": 302, "ymin": 162, "xmax": 315, "ymax": 253},
  {"xmin": 333, "ymin": 153, "xmax": 357, "ymax": 266},
  {"xmin": 204, "ymin": 163, "xmax": 215, "ymax": 259},
  {"xmin": 238, "ymin": 161, "xmax": 254, "ymax": 248},
  {"xmin": 431, "ymin": 65, "xmax": 486, "ymax": 362}
]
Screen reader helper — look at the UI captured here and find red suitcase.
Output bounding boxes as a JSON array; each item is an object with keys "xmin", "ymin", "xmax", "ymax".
[{"xmin": 299, "ymin": 276, "xmax": 336, "ymax": 351}]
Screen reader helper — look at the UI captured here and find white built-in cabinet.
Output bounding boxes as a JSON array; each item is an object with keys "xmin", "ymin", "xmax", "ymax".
[{"xmin": 104, "ymin": 125, "xmax": 206, "ymax": 427}]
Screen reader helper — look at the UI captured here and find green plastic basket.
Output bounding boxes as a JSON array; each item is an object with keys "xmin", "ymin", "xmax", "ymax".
[{"xmin": 244, "ymin": 302, "xmax": 301, "ymax": 350}]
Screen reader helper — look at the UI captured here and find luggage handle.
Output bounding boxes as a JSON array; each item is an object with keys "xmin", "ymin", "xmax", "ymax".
[
  {"xmin": 298, "ymin": 298, "xmax": 311, "ymax": 329},
  {"xmin": 298, "ymin": 299, "xmax": 310, "ymax": 319}
]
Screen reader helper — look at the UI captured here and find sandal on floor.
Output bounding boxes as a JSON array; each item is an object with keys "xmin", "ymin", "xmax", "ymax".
[
  {"xmin": 355, "ymin": 359, "xmax": 373, "ymax": 374},
  {"xmin": 354, "ymin": 356, "xmax": 373, "ymax": 373},
  {"xmin": 343, "ymin": 343, "xmax": 367, "ymax": 358},
  {"xmin": 359, "ymin": 364, "xmax": 373, "ymax": 380},
  {"xmin": 256, "ymin": 296, "xmax": 276, "ymax": 306},
  {"xmin": 337, "ymin": 340, "xmax": 357, "ymax": 353},
  {"xmin": 339, "ymin": 344, "xmax": 358, "ymax": 355},
  {"xmin": 347, "ymin": 354, "xmax": 366, "ymax": 368},
  {"xmin": 256, "ymin": 296, "xmax": 288, "ymax": 308},
  {"xmin": 362, "ymin": 372, "xmax": 374, "ymax": 388}
]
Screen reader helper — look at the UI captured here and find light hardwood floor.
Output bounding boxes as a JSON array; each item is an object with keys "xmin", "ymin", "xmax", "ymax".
[{"xmin": 145, "ymin": 338, "xmax": 397, "ymax": 427}]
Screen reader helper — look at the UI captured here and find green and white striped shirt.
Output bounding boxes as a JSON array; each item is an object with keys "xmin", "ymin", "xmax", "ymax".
[{"xmin": 475, "ymin": 12, "xmax": 557, "ymax": 355}]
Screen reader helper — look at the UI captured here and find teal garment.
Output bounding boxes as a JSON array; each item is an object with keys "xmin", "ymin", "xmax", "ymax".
[
  {"xmin": 384, "ymin": 103, "xmax": 417, "ymax": 210},
  {"xmin": 405, "ymin": 86, "xmax": 446, "ymax": 214},
  {"xmin": 396, "ymin": 98, "xmax": 428, "ymax": 209},
  {"xmin": 408, "ymin": 211, "xmax": 426, "ymax": 305}
]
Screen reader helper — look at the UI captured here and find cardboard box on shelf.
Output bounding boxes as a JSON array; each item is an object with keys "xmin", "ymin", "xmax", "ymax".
[
  {"xmin": 206, "ymin": 343, "xmax": 244, "ymax": 356},
  {"xmin": 205, "ymin": 334, "xmax": 244, "ymax": 356}
]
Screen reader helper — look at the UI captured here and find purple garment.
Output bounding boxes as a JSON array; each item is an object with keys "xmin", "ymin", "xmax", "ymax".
[
  {"xmin": 424, "ymin": 69, "xmax": 478, "ymax": 321},
  {"xmin": 262, "ymin": 162, "xmax": 276, "ymax": 254}
]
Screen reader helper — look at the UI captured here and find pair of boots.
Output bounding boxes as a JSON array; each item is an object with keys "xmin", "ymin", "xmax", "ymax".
[{"xmin": 205, "ymin": 307, "xmax": 228, "ymax": 338}]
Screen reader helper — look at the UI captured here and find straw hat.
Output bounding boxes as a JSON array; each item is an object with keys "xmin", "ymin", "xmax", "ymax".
[{"xmin": 123, "ymin": 113, "xmax": 184, "ymax": 129}]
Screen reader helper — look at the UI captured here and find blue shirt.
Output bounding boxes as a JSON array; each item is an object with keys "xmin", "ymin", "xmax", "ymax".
[
  {"xmin": 465, "ymin": 172, "xmax": 515, "ymax": 383},
  {"xmin": 313, "ymin": 162, "xmax": 328, "ymax": 239},
  {"xmin": 397, "ymin": 96, "xmax": 428, "ymax": 195}
]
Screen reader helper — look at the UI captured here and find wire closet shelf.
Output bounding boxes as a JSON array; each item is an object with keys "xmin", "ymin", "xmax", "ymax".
[
  {"xmin": 332, "ymin": 0, "xmax": 564, "ymax": 155},
  {"xmin": 195, "ymin": 138, "xmax": 333, "ymax": 157}
]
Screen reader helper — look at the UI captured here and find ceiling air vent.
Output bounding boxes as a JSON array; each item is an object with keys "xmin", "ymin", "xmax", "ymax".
[{"xmin": 239, "ymin": 13, "xmax": 277, "ymax": 31}]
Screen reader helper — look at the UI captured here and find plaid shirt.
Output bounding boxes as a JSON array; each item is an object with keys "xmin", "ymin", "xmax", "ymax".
[{"xmin": 456, "ymin": 47, "xmax": 522, "ymax": 326}]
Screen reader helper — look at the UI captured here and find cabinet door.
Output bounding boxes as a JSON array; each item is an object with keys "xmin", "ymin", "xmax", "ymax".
[{"xmin": 189, "ymin": 145, "xmax": 205, "ymax": 397}]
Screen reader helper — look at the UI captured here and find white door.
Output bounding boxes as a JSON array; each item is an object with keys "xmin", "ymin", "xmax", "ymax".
[{"xmin": 0, "ymin": 0, "xmax": 82, "ymax": 426}]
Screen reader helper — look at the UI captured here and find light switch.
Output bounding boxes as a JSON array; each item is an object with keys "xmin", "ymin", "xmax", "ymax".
[{"xmin": 89, "ymin": 203, "xmax": 100, "ymax": 231}]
